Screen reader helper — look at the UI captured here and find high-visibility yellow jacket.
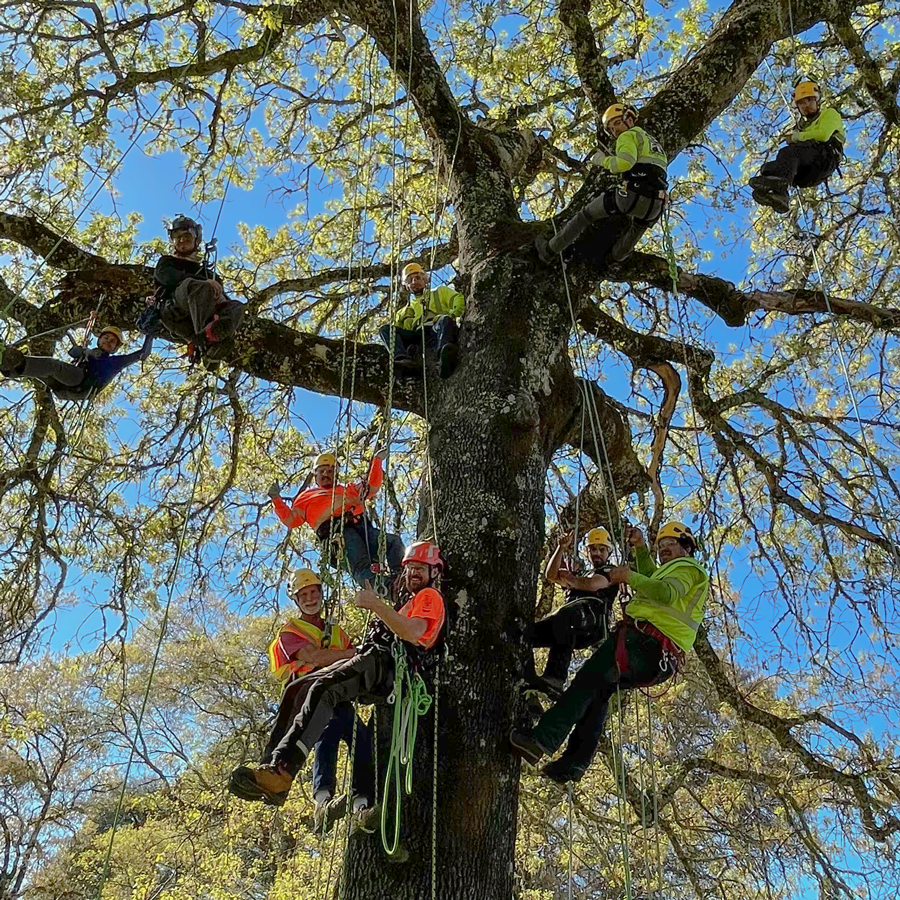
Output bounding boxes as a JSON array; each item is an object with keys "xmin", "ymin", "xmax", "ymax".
[
  {"xmin": 625, "ymin": 546, "xmax": 709, "ymax": 653},
  {"xmin": 791, "ymin": 106, "xmax": 844, "ymax": 146},
  {"xmin": 267, "ymin": 617, "xmax": 352, "ymax": 681},
  {"xmin": 594, "ymin": 126, "xmax": 668, "ymax": 175},
  {"xmin": 395, "ymin": 285, "xmax": 465, "ymax": 330}
]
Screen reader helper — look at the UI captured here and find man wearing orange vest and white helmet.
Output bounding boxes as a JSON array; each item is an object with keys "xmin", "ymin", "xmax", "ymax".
[
  {"xmin": 512, "ymin": 521, "xmax": 708, "ymax": 784},
  {"xmin": 229, "ymin": 567, "xmax": 376, "ymax": 831},
  {"xmin": 267, "ymin": 450, "xmax": 404, "ymax": 588},
  {"xmin": 379, "ymin": 262, "xmax": 465, "ymax": 379},
  {"xmin": 525, "ymin": 526, "xmax": 620, "ymax": 697},
  {"xmin": 229, "ymin": 541, "xmax": 446, "ymax": 822},
  {"xmin": 749, "ymin": 78, "xmax": 844, "ymax": 214}
]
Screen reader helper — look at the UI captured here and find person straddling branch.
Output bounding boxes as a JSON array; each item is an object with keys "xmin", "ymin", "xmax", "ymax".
[
  {"xmin": 228, "ymin": 541, "xmax": 447, "ymax": 829},
  {"xmin": 378, "ymin": 263, "xmax": 465, "ymax": 379},
  {"xmin": 228, "ymin": 568, "xmax": 376, "ymax": 831},
  {"xmin": 511, "ymin": 522, "xmax": 708, "ymax": 784},
  {"xmin": 152, "ymin": 214, "xmax": 244, "ymax": 351},
  {"xmin": 524, "ymin": 527, "xmax": 620, "ymax": 698},
  {"xmin": 268, "ymin": 450, "xmax": 404, "ymax": 588},
  {"xmin": 1, "ymin": 326, "xmax": 152, "ymax": 401},
  {"xmin": 536, "ymin": 103, "xmax": 668, "ymax": 265},
  {"xmin": 749, "ymin": 78, "xmax": 844, "ymax": 214}
]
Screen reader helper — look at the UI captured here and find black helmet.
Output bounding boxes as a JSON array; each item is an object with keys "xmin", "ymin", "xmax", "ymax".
[{"xmin": 168, "ymin": 214, "xmax": 202, "ymax": 243}]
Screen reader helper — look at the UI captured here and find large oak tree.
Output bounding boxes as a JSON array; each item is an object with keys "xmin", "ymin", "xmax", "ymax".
[{"xmin": 1, "ymin": 0, "xmax": 899, "ymax": 897}]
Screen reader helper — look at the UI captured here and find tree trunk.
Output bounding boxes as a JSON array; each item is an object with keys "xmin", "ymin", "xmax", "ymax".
[{"xmin": 345, "ymin": 254, "xmax": 576, "ymax": 898}]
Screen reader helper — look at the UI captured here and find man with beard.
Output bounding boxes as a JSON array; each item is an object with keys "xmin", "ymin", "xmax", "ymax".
[
  {"xmin": 228, "ymin": 541, "xmax": 446, "ymax": 830},
  {"xmin": 268, "ymin": 450, "xmax": 404, "ymax": 588},
  {"xmin": 525, "ymin": 527, "xmax": 619, "ymax": 697},
  {"xmin": 511, "ymin": 522, "xmax": 708, "ymax": 784},
  {"xmin": 229, "ymin": 568, "xmax": 376, "ymax": 832}
]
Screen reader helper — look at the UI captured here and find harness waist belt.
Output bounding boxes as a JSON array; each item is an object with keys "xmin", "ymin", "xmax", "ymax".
[{"xmin": 315, "ymin": 511, "xmax": 363, "ymax": 541}]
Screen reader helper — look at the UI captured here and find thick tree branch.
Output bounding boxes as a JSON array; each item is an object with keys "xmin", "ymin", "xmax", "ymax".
[
  {"xmin": 830, "ymin": 12, "xmax": 900, "ymax": 125},
  {"xmin": 557, "ymin": 0, "xmax": 618, "ymax": 131}
]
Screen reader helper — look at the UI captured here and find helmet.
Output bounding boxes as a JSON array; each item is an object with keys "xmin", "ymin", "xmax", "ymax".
[
  {"xmin": 98, "ymin": 326, "xmax": 124, "ymax": 345},
  {"xmin": 402, "ymin": 263, "xmax": 426, "ymax": 281},
  {"xmin": 288, "ymin": 568, "xmax": 321, "ymax": 594},
  {"xmin": 794, "ymin": 79, "xmax": 821, "ymax": 104},
  {"xmin": 313, "ymin": 452, "xmax": 337, "ymax": 469},
  {"xmin": 602, "ymin": 103, "xmax": 636, "ymax": 132},
  {"xmin": 168, "ymin": 214, "xmax": 202, "ymax": 243},
  {"xmin": 402, "ymin": 540, "xmax": 444, "ymax": 569},
  {"xmin": 585, "ymin": 527, "xmax": 612, "ymax": 549},
  {"xmin": 656, "ymin": 521, "xmax": 696, "ymax": 550}
]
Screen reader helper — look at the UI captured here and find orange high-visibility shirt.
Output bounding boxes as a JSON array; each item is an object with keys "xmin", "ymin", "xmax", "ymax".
[{"xmin": 272, "ymin": 456, "xmax": 384, "ymax": 531}]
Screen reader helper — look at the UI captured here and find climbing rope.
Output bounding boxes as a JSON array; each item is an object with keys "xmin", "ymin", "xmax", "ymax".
[
  {"xmin": 94, "ymin": 381, "xmax": 215, "ymax": 899},
  {"xmin": 381, "ymin": 639, "xmax": 433, "ymax": 856}
]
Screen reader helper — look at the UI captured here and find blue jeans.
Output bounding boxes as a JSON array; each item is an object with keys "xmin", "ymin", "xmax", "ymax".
[
  {"xmin": 311, "ymin": 701, "xmax": 376, "ymax": 803},
  {"xmin": 341, "ymin": 518, "xmax": 404, "ymax": 587}
]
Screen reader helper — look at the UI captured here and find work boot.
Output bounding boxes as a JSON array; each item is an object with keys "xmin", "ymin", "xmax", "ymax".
[
  {"xmin": 0, "ymin": 346, "xmax": 25, "ymax": 376},
  {"xmin": 542, "ymin": 757, "xmax": 586, "ymax": 785},
  {"xmin": 751, "ymin": 187, "xmax": 790, "ymax": 214},
  {"xmin": 314, "ymin": 793, "xmax": 348, "ymax": 834},
  {"xmin": 534, "ymin": 235, "xmax": 555, "ymax": 265},
  {"xmin": 350, "ymin": 802, "xmax": 380, "ymax": 834},
  {"xmin": 749, "ymin": 174, "xmax": 789, "ymax": 193},
  {"xmin": 439, "ymin": 343, "xmax": 458, "ymax": 379},
  {"xmin": 509, "ymin": 728, "xmax": 550, "ymax": 767},
  {"xmin": 227, "ymin": 764, "xmax": 293, "ymax": 806}
]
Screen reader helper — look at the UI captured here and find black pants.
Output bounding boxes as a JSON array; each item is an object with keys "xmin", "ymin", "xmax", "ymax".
[
  {"xmin": 379, "ymin": 316, "xmax": 458, "ymax": 360},
  {"xmin": 271, "ymin": 649, "xmax": 395, "ymax": 776},
  {"xmin": 263, "ymin": 676, "xmax": 376, "ymax": 803},
  {"xmin": 758, "ymin": 140, "xmax": 840, "ymax": 188},
  {"xmin": 533, "ymin": 623, "xmax": 674, "ymax": 773},
  {"xmin": 529, "ymin": 598, "xmax": 610, "ymax": 683}
]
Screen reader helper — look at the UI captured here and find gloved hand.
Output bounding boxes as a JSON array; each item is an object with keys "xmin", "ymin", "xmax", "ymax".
[{"xmin": 267, "ymin": 481, "xmax": 282, "ymax": 499}]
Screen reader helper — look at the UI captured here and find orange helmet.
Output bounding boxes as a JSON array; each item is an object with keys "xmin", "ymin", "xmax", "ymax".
[{"xmin": 402, "ymin": 540, "xmax": 444, "ymax": 569}]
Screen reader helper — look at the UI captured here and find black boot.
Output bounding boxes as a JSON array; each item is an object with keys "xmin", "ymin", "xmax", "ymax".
[{"xmin": 0, "ymin": 346, "xmax": 25, "ymax": 377}]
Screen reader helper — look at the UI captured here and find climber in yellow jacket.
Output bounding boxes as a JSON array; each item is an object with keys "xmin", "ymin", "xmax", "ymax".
[
  {"xmin": 749, "ymin": 78, "xmax": 844, "ymax": 213},
  {"xmin": 511, "ymin": 521, "xmax": 708, "ymax": 784},
  {"xmin": 537, "ymin": 103, "xmax": 668, "ymax": 266},
  {"xmin": 379, "ymin": 263, "xmax": 465, "ymax": 379}
]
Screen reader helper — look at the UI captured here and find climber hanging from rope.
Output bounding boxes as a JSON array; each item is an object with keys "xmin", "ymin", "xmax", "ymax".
[
  {"xmin": 536, "ymin": 103, "xmax": 668, "ymax": 266},
  {"xmin": 149, "ymin": 214, "xmax": 245, "ymax": 355},
  {"xmin": 511, "ymin": 522, "xmax": 708, "ymax": 784},
  {"xmin": 379, "ymin": 263, "xmax": 465, "ymax": 379},
  {"xmin": 227, "ymin": 567, "xmax": 376, "ymax": 831},
  {"xmin": 228, "ymin": 541, "xmax": 446, "ymax": 827},
  {"xmin": 749, "ymin": 78, "xmax": 844, "ymax": 214},
  {"xmin": 268, "ymin": 449, "xmax": 405, "ymax": 588},
  {"xmin": 0, "ymin": 325, "xmax": 152, "ymax": 400},
  {"xmin": 523, "ymin": 527, "xmax": 620, "ymax": 698}
]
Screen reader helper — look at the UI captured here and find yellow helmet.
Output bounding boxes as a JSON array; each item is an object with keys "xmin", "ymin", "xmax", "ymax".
[
  {"xmin": 99, "ymin": 326, "xmax": 124, "ymax": 344},
  {"xmin": 585, "ymin": 527, "xmax": 612, "ymax": 549},
  {"xmin": 602, "ymin": 103, "xmax": 635, "ymax": 132},
  {"xmin": 656, "ymin": 521, "xmax": 696, "ymax": 549},
  {"xmin": 313, "ymin": 452, "xmax": 337, "ymax": 469},
  {"xmin": 794, "ymin": 79, "xmax": 821, "ymax": 104},
  {"xmin": 288, "ymin": 568, "xmax": 321, "ymax": 594},
  {"xmin": 402, "ymin": 263, "xmax": 426, "ymax": 280}
]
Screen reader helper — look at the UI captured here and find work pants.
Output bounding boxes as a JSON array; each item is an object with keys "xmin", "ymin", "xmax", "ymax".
[
  {"xmin": 534, "ymin": 624, "xmax": 673, "ymax": 773},
  {"xmin": 378, "ymin": 316, "xmax": 459, "ymax": 360},
  {"xmin": 530, "ymin": 597, "xmax": 610, "ymax": 684},
  {"xmin": 160, "ymin": 278, "xmax": 245, "ymax": 342},
  {"xmin": 270, "ymin": 649, "xmax": 395, "ymax": 778},
  {"xmin": 340, "ymin": 518, "xmax": 405, "ymax": 588},
  {"xmin": 548, "ymin": 186, "xmax": 666, "ymax": 262},
  {"xmin": 15, "ymin": 356, "xmax": 90, "ymax": 400},
  {"xmin": 757, "ymin": 140, "xmax": 840, "ymax": 189},
  {"xmin": 263, "ymin": 676, "xmax": 376, "ymax": 803}
]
